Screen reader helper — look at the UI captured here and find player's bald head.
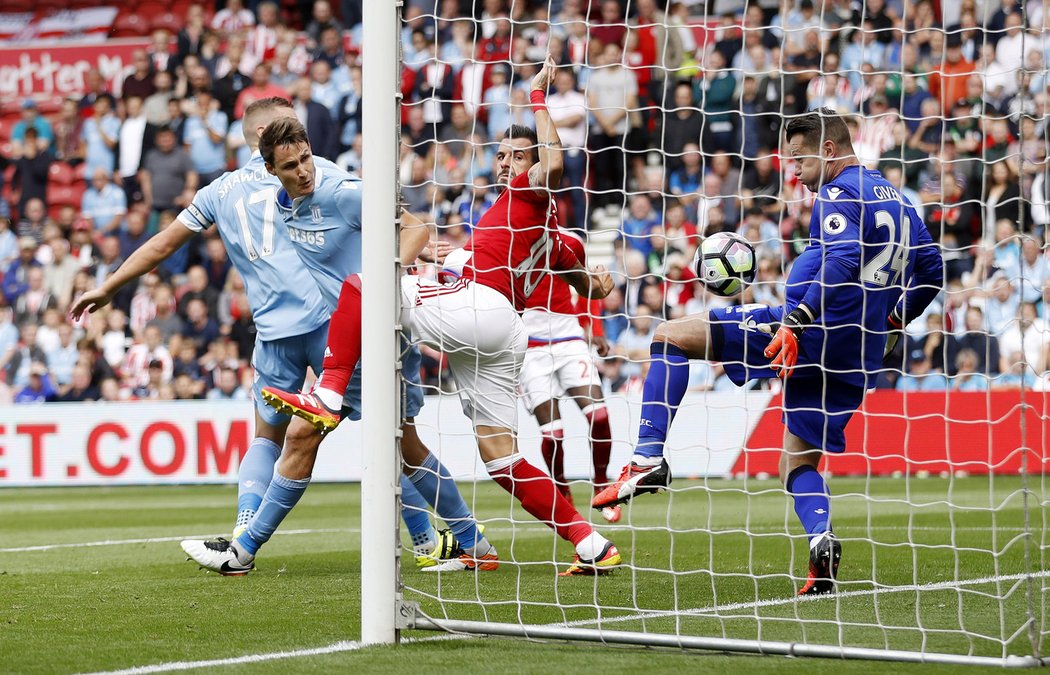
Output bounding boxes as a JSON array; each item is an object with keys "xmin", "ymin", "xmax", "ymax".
[{"xmin": 243, "ymin": 96, "xmax": 296, "ymax": 150}]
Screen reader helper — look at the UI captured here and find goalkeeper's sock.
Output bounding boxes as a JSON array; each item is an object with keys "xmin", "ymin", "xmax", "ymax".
[
  {"xmin": 400, "ymin": 475, "xmax": 436, "ymax": 550},
  {"xmin": 408, "ymin": 452, "xmax": 484, "ymax": 551},
  {"xmin": 314, "ymin": 274, "xmax": 363, "ymax": 411},
  {"xmin": 633, "ymin": 341, "xmax": 690, "ymax": 463},
  {"xmin": 538, "ymin": 422, "xmax": 569, "ymax": 498},
  {"xmin": 786, "ymin": 465, "xmax": 831, "ymax": 542},
  {"xmin": 583, "ymin": 403, "xmax": 613, "ymax": 486},
  {"xmin": 236, "ymin": 470, "xmax": 311, "ymax": 555},
  {"xmin": 235, "ymin": 437, "xmax": 281, "ymax": 530},
  {"xmin": 487, "ymin": 455, "xmax": 592, "ymax": 546}
]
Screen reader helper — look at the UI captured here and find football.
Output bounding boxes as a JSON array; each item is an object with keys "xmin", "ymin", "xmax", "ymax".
[{"xmin": 693, "ymin": 232, "xmax": 757, "ymax": 297}]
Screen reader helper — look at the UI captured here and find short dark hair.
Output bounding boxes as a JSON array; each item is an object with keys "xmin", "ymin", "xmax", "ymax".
[
  {"xmin": 784, "ymin": 108, "xmax": 853, "ymax": 154},
  {"xmin": 502, "ymin": 124, "xmax": 539, "ymax": 164},
  {"xmin": 259, "ymin": 117, "xmax": 310, "ymax": 165}
]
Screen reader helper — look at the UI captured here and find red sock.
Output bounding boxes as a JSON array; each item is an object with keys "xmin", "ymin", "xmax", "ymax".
[
  {"xmin": 489, "ymin": 457, "xmax": 591, "ymax": 545},
  {"xmin": 539, "ymin": 426, "xmax": 570, "ymax": 499},
  {"xmin": 585, "ymin": 405, "xmax": 613, "ymax": 489},
  {"xmin": 316, "ymin": 274, "xmax": 362, "ymax": 398}
]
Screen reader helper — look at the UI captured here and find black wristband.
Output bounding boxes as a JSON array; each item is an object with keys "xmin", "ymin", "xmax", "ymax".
[{"xmin": 782, "ymin": 306, "xmax": 813, "ymax": 338}]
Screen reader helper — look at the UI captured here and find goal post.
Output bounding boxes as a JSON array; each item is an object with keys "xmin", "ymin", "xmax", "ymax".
[
  {"xmin": 359, "ymin": 0, "xmax": 402, "ymax": 647},
  {"xmin": 359, "ymin": 0, "xmax": 1050, "ymax": 665}
]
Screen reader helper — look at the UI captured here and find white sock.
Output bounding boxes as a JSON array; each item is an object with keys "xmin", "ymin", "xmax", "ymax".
[
  {"xmin": 313, "ymin": 386, "xmax": 342, "ymax": 412},
  {"xmin": 574, "ymin": 531, "xmax": 609, "ymax": 561},
  {"xmin": 464, "ymin": 537, "xmax": 494, "ymax": 558},
  {"xmin": 630, "ymin": 454, "xmax": 664, "ymax": 467}
]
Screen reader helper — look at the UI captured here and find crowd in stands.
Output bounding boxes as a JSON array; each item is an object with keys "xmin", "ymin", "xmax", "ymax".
[{"xmin": 1, "ymin": 0, "xmax": 1048, "ymax": 404}]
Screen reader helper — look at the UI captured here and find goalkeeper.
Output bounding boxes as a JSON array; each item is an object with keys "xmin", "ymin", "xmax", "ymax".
[{"xmin": 594, "ymin": 109, "xmax": 943, "ymax": 595}]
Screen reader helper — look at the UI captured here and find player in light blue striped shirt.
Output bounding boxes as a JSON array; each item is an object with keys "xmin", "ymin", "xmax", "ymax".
[{"xmin": 73, "ymin": 98, "xmax": 460, "ymax": 573}]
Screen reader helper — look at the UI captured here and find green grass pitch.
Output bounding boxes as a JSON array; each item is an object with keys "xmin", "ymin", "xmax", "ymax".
[{"xmin": 0, "ymin": 477, "xmax": 1044, "ymax": 673}]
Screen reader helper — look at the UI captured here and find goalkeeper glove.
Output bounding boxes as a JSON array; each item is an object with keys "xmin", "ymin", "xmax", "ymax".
[
  {"xmin": 884, "ymin": 307, "xmax": 904, "ymax": 362},
  {"xmin": 761, "ymin": 305, "xmax": 814, "ymax": 379}
]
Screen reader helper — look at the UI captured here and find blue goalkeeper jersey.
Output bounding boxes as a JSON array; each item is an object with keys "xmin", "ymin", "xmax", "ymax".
[
  {"xmin": 785, "ymin": 164, "xmax": 943, "ymax": 387},
  {"xmin": 275, "ymin": 161, "xmax": 362, "ymax": 308},
  {"xmin": 177, "ymin": 151, "xmax": 330, "ymax": 341}
]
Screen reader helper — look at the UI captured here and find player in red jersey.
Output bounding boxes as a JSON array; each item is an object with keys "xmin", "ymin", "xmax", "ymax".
[
  {"xmin": 265, "ymin": 57, "xmax": 622, "ymax": 575},
  {"xmin": 520, "ymin": 230, "xmax": 620, "ymax": 523}
]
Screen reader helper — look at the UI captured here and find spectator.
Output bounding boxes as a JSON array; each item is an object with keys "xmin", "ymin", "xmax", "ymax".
[
  {"xmin": 696, "ymin": 50, "xmax": 737, "ymax": 152},
  {"xmin": 291, "ymin": 77, "xmax": 340, "ymax": 160},
  {"xmin": 247, "ymin": 1, "xmax": 280, "ymax": 63},
  {"xmin": 336, "ymin": 66, "xmax": 363, "ymax": 154},
  {"xmin": 144, "ymin": 71, "xmax": 176, "ymax": 127},
  {"xmin": 55, "ymin": 363, "xmax": 100, "ymax": 402},
  {"xmin": 121, "ymin": 325, "xmax": 172, "ymax": 390},
  {"xmin": 3, "ymin": 322, "xmax": 46, "ymax": 387},
  {"xmin": 590, "ymin": 0, "xmax": 626, "ymax": 48},
  {"xmin": 306, "ymin": 0, "xmax": 343, "ymax": 50},
  {"xmin": 13, "ymin": 267, "xmax": 56, "ymax": 324},
  {"xmin": 211, "ymin": 0, "xmax": 255, "ymax": 35},
  {"xmin": 123, "ymin": 50, "xmax": 157, "ymax": 101},
  {"xmin": 118, "ymin": 96, "xmax": 148, "ymax": 204},
  {"xmin": 234, "ymin": 64, "xmax": 289, "ymax": 120},
  {"xmin": 175, "ymin": 4, "xmax": 206, "ymax": 70},
  {"xmin": 100, "ymin": 309, "xmax": 129, "ymax": 368},
  {"xmin": 929, "ymin": 32, "xmax": 975, "ymax": 112},
  {"xmin": 546, "ymin": 68, "xmax": 588, "ymax": 231},
  {"xmin": 948, "ymin": 306, "xmax": 1001, "ymax": 376},
  {"xmin": 11, "ymin": 100, "xmax": 54, "ymax": 155},
  {"xmin": 14, "ymin": 362, "xmax": 55, "ymax": 403},
  {"xmin": 183, "ymin": 88, "xmax": 228, "ymax": 187},
  {"xmin": 924, "ymin": 172, "xmax": 976, "ymax": 280},
  {"xmin": 587, "ymin": 41, "xmax": 639, "ymax": 213},
  {"xmin": 42, "ymin": 238, "xmax": 79, "ymax": 310},
  {"xmin": 206, "ymin": 366, "xmax": 248, "ymax": 400},
  {"xmin": 118, "ymin": 209, "xmax": 150, "ymax": 262},
  {"xmin": 312, "ymin": 25, "xmax": 348, "ymax": 71},
  {"xmin": 615, "ymin": 305, "xmax": 657, "ymax": 382},
  {"xmin": 80, "ymin": 96, "xmax": 121, "ymax": 178},
  {"xmin": 953, "ymin": 347, "xmax": 989, "ymax": 391},
  {"xmin": 52, "ymin": 97, "xmax": 84, "ymax": 165},
  {"xmin": 620, "ymin": 195, "xmax": 661, "ymax": 258},
  {"xmin": 896, "ymin": 350, "xmax": 950, "ymax": 391},
  {"xmin": 984, "ymin": 274, "xmax": 1020, "ymax": 335},
  {"xmin": 999, "ymin": 302, "xmax": 1048, "ymax": 374},
  {"xmin": 0, "ymin": 217, "xmax": 16, "ymax": 272},
  {"xmin": 81, "ymin": 169, "xmax": 128, "ymax": 236},
  {"xmin": 213, "ymin": 36, "xmax": 254, "ymax": 119},
  {"xmin": 139, "ymin": 126, "xmax": 197, "ymax": 216},
  {"xmin": 12, "ymin": 129, "xmax": 52, "ymax": 215},
  {"xmin": 656, "ymin": 82, "xmax": 703, "ymax": 176},
  {"xmin": 145, "ymin": 284, "xmax": 183, "ymax": 344},
  {"xmin": 178, "ymin": 265, "xmax": 219, "ymax": 320},
  {"xmin": 984, "ymin": 160, "xmax": 1029, "ymax": 234},
  {"xmin": 46, "ymin": 323, "xmax": 79, "ymax": 386}
]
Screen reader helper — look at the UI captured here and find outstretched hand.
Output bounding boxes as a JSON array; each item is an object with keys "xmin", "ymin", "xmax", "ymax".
[
  {"xmin": 70, "ymin": 288, "xmax": 113, "ymax": 321},
  {"xmin": 417, "ymin": 240, "xmax": 454, "ymax": 264},
  {"xmin": 530, "ymin": 54, "xmax": 557, "ymax": 92}
]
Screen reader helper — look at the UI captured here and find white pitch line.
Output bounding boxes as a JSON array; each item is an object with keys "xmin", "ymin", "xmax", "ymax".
[
  {"xmin": 556, "ymin": 568, "xmax": 1050, "ymax": 628},
  {"xmin": 77, "ymin": 641, "xmax": 364, "ymax": 675},
  {"xmin": 0, "ymin": 528, "xmax": 358, "ymax": 553},
  {"xmin": 79, "ymin": 568, "xmax": 1050, "ymax": 675}
]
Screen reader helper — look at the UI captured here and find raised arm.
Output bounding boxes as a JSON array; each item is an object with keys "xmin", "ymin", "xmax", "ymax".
[
  {"xmin": 399, "ymin": 209, "xmax": 431, "ymax": 266},
  {"xmin": 70, "ymin": 220, "xmax": 196, "ymax": 318},
  {"xmin": 527, "ymin": 55, "xmax": 564, "ymax": 193}
]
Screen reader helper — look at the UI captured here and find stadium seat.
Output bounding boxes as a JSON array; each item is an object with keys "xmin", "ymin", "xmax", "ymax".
[
  {"xmin": 4, "ymin": 0, "xmax": 34, "ymax": 11},
  {"xmin": 48, "ymin": 163, "xmax": 76, "ymax": 186},
  {"xmin": 46, "ymin": 183, "xmax": 85, "ymax": 210},
  {"xmin": 136, "ymin": 0, "xmax": 170, "ymax": 16},
  {"xmin": 111, "ymin": 14, "xmax": 150, "ymax": 38},
  {"xmin": 149, "ymin": 12, "xmax": 183, "ymax": 33}
]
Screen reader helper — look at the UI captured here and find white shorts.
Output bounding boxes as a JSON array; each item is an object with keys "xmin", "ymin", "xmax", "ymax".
[
  {"xmin": 521, "ymin": 339, "xmax": 600, "ymax": 412},
  {"xmin": 400, "ymin": 276, "xmax": 526, "ymax": 430}
]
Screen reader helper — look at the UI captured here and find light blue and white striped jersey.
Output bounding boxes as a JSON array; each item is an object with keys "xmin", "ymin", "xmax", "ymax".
[
  {"xmin": 275, "ymin": 162, "xmax": 362, "ymax": 308},
  {"xmin": 176, "ymin": 151, "xmax": 330, "ymax": 341}
]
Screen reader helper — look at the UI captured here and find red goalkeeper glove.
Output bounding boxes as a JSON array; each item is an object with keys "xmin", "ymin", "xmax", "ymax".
[
  {"xmin": 761, "ymin": 306, "xmax": 813, "ymax": 379},
  {"xmin": 884, "ymin": 307, "xmax": 904, "ymax": 362}
]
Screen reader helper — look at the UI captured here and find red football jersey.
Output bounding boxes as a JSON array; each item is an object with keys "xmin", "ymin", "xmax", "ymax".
[{"xmin": 463, "ymin": 172, "xmax": 580, "ymax": 312}]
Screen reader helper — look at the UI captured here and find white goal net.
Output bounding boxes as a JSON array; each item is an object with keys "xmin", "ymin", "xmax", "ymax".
[{"xmin": 363, "ymin": 0, "xmax": 1050, "ymax": 666}]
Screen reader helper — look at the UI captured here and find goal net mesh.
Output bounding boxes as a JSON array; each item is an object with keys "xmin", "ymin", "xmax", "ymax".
[{"xmin": 390, "ymin": 0, "xmax": 1048, "ymax": 664}]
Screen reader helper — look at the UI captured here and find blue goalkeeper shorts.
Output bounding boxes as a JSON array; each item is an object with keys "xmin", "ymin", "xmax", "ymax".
[{"xmin": 708, "ymin": 304, "xmax": 865, "ymax": 454}]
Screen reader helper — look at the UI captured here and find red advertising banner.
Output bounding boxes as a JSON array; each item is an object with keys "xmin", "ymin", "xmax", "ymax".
[
  {"xmin": 0, "ymin": 37, "xmax": 149, "ymax": 101},
  {"xmin": 736, "ymin": 390, "xmax": 1050, "ymax": 476}
]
